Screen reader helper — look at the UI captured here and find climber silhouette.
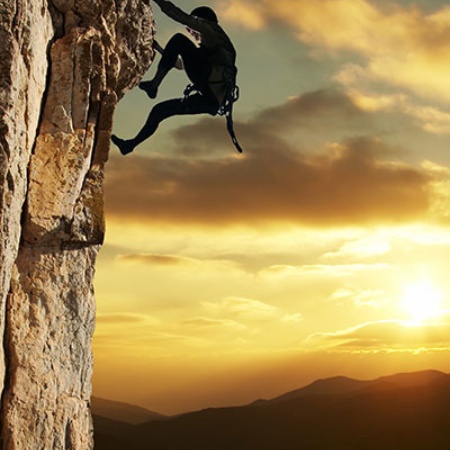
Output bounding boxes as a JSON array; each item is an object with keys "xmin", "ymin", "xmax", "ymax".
[{"xmin": 111, "ymin": 0, "xmax": 241, "ymax": 155}]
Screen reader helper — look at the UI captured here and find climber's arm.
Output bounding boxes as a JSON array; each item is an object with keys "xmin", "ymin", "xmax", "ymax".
[{"xmin": 152, "ymin": 0, "xmax": 210, "ymax": 34}]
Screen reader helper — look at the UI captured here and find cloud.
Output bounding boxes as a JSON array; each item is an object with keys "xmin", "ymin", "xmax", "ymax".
[
  {"xmin": 202, "ymin": 296, "xmax": 281, "ymax": 321},
  {"xmin": 260, "ymin": 263, "xmax": 389, "ymax": 279},
  {"xmin": 94, "ymin": 330, "xmax": 211, "ymax": 350},
  {"xmin": 405, "ymin": 105, "xmax": 450, "ymax": 135},
  {"xmin": 252, "ymin": 89, "xmax": 372, "ymax": 131},
  {"xmin": 96, "ymin": 313, "xmax": 150, "ymax": 324},
  {"xmin": 323, "ymin": 235, "xmax": 391, "ymax": 260},
  {"xmin": 307, "ymin": 317, "xmax": 450, "ymax": 351},
  {"xmin": 221, "ymin": 0, "xmax": 450, "ymax": 104},
  {"xmin": 330, "ymin": 287, "xmax": 384, "ymax": 308},
  {"xmin": 347, "ymin": 88, "xmax": 450, "ymax": 135},
  {"xmin": 200, "ymin": 297, "xmax": 304, "ymax": 330},
  {"xmin": 105, "ymin": 90, "xmax": 431, "ymax": 228},
  {"xmin": 180, "ymin": 317, "xmax": 246, "ymax": 331},
  {"xmin": 117, "ymin": 253, "xmax": 195, "ymax": 266},
  {"xmin": 424, "ymin": 161, "xmax": 450, "ymax": 224},
  {"xmin": 220, "ymin": 0, "xmax": 267, "ymax": 30},
  {"xmin": 281, "ymin": 313, "xmax": 303, "ymax": 323}
]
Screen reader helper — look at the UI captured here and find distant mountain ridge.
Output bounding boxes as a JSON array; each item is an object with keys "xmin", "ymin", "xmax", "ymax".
[
  {"xmin": 259, "ymin": 369, "xmax": 448, "ymax": 404},
  {"xmin": 93, "ymin": 370, "xmax": 450, "ymax": 450},
  {"xmin": 91, "ymin": 396, "xmax": 166, "ymax": 425}
]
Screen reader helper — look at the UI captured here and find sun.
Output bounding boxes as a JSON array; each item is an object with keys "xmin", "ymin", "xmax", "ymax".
[{"xmin": 401, "ymin": 279, "xmax": 444, "ymax": 323}]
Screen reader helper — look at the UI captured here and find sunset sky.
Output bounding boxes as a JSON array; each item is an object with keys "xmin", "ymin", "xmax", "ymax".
[{"xmin": 92, "ymin": 0, "xmax": 450, "ymax": 415}]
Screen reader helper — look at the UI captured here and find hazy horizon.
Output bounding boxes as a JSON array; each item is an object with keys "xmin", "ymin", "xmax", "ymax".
[{"xmin": 92, "ymin": 368, "xmax": 450, "ymax": 416}]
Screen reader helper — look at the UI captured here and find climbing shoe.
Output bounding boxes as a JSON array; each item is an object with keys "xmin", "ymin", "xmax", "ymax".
[
  {"xmin": 139, "ymin": 80, "xmax": 158, "ymax": 99},
  {"xmin": 111, "ymin": 135, "xmax": 135, "ymax": 156}
]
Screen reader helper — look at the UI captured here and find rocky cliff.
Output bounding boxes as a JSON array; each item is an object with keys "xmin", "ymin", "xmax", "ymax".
[{"xmin": 0, "ymin": 1, "xmax": 154, "ymax": 448}]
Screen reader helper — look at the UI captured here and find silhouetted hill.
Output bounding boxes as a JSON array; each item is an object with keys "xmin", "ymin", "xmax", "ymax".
[
  {"xmin": 376, "ymin": 369, "xmax": 447, "ymax": 387},
  {"xmin": 91, "ymin": 396, "xmax": 166, "ymax": 424},
  {"xmin": 259, "ymin": 369, "xmax": 448, "ymax": 404},
  {"xmin": 93, "ymin": 370, "xmax": 450, "ymax": 450},
  {"xmin": 92, "ymin": 397, "xmax": 166, "ymax": 450},
  {"xmin": 256, "ymin": 375, "xmax": 371, "ymax": 404},
  {"xmin": 93, "ymin": 415, "xmax": 134, "ymax": 450}
]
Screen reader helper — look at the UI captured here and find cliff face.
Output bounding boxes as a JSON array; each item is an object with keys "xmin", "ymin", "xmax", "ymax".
[{"xmin": 0, "ymin": 1, "xmax": 154, "ymax": 448}]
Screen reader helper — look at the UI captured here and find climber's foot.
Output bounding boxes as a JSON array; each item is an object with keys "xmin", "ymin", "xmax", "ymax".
[
  {"xmin": 139, "ymin": 80, "xmax": 158, "ymax": 99},
  {"xmin": 111, "ymin": 134, "xmax": 135, "ymax": 156}
]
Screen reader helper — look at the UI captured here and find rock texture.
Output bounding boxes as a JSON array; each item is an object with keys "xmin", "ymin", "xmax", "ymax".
[{"xmin": 0, "ymin": 1, "xmax": 154, "ymax": 448}]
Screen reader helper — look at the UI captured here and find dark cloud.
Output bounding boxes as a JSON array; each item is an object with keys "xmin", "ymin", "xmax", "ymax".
[
  {"xmin": 172, "ymin": 89, "xmax": 375, "ymax": 156},
  {"xmin": 254, "ymin": 88, "xmax": 371, "ymax": 131},
  {"xmin": 117, "ymin": 254, "xmax": 194, "ymax": 266},
  {"xmin": 105, "ymin": 89, "xmax": 431, "ymax": 227}
]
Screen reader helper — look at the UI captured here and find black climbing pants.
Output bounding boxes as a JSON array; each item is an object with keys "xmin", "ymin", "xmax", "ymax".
[{"xmin": 133, "ymin": 33, "xmax": 219, "ymax": 146}]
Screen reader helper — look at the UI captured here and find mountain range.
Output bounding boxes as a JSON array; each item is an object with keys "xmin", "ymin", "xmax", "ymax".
[{"xmin": 93, "ymin": 369, "xmax": 450, "ymax": 450}]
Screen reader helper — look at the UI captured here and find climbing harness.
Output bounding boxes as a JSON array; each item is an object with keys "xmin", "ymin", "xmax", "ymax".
[{"xmin": 182, "ymin": 65, "xmax": 244, "ymax": 153}]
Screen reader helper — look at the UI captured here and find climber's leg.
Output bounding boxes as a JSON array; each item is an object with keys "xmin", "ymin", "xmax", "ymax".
[
  {"xmin": 111, "ymin": 94, "xmax": 218, "ymax": 155},
  {"xmin": 139, "ymin": 33, "xmax": 207, "ymax": 99}
]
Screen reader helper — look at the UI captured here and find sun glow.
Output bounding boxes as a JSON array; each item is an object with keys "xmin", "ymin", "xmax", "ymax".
[{"xmin": 401, "ymin": 279, "xmax": 444, "ymax": 323}]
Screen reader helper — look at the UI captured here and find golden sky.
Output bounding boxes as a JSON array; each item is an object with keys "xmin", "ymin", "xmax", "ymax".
[{"xmin": 93, "ymin": 0, "xmax": 450, "ymax": 415}]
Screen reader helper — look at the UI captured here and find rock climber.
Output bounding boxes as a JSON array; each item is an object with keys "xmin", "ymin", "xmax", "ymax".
[{"xmin": 111, "ymin": 0, "xmax": 242, "ymax": 155}]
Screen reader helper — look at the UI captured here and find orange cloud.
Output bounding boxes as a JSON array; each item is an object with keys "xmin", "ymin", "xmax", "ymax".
[
  {"xmin": 222, "ymin": 0, "xmax": 450, "ymax": 104},
  {"xmin": 220, "ymin": 0, "xmax": 267, "ymax": 30},
  {"xmin": 105, "ymin": 144, "xmax": 428, "ymax": 226}
]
